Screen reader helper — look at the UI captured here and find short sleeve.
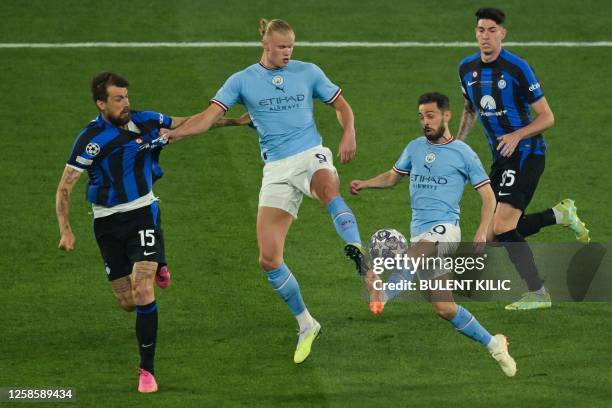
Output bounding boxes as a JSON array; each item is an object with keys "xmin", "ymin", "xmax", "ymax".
[
  {"xmin": 66, "ymin": 130, "xmax": 100, "ymax": 172},
  {"xmin": 138, "ymin": 111, "xmax": 172, "ymax": 128},
  {"xmin": 393, "ymin": 143, "xmax": 413, "ymax": 175},
  {"xmin": 463, "ymin": 146, "xmax": 490, "ymax": 189},
  {"xmin": 311, "ymin": 64, "xmax": 341, "ymax": 104},
  {"xmin": 518, "ymin": 63, "xmax": 544, "ymax": 104},
  {"xmin": 211, "ymin": 72, "xmax": 242, "ymax": 112}
]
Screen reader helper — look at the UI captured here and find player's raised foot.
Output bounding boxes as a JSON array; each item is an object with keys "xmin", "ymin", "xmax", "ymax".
[
  {"xmin": 155, "ymin": 264, "xmax": 171, "ymax": 289},
  {"xmin": 138, "ymin": 368, "xmax": 158, "ymax": 393},
  {"xmin": 344, "ymin": 243, "xmax": 371, "ymax": 276},
  {"xmin": 489, "ymin": 334, "xmax": 517, "ymax": 377},
  {"xmin": 293, "ymin": 319, "xmax": 321, "ymax": 364},
  {"xmin": 553, "ymin": 199, "xmax": 590, "ymax": 244},
  {"xmin": 505, "ymin": 291, "xmax": 551, "ymax": 311}
]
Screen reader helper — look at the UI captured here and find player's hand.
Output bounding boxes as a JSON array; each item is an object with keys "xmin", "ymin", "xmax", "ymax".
[
  {"xmin": 350, "ymin": 180, "xmax": 367, "ymax": 195},
  {"xmin": 159, "ymin": 128, "xmax": 180, "ymax": 144},
  {"xmin": 338, "ymin": 131, "xmax": 356, "ymax": 164},
  {"xmin": 496, "ymin": 132, "xmax": 522, "ymax": 157},
  {"xmin": 236, "ymin": 112, "xmax": 252, "ymax": 126},
  {"xmin": 472, "ymin": 228, "xmax": 487, "ymax": 253},
  {"xmin": 58, "ymin": 231, "xmax": 75, "ymax": 252}
]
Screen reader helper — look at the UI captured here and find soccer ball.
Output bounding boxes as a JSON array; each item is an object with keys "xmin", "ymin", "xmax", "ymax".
[{"xmin": 367, "ymin": 228, "xmax": 409, "ymax": 260}]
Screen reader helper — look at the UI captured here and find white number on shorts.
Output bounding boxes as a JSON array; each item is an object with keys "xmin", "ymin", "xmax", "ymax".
[
  {"xmin": 138, "ymin": 229, "xmax": 155, "ymax": 247},
  {"xmin": 500, "ymin": 169, "xmax": 516, "ymax": 187}
]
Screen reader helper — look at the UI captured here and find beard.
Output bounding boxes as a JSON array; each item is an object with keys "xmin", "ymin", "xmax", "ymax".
[
  {"xmin": 424, "ymin": 123, "xmax": 446, "ymax": 141},
  {"xmin": 107, "ymin": 110, "xmax": 131, "ymax": 127}
]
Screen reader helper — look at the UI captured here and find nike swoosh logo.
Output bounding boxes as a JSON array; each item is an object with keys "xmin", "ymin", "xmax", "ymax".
[
  {"xmin": 141, "ymin": 343, "xmax": 154, "ymax": 348},
  {"xmin": 498, "ymin": 192, "xmax": 511, "ymax": 196},
  {"xmin": 468, "ymin": 80, "xmax": 478, "ymax": 86},
  {"xmin": 143, "ymin": 251, "xmax": 157, "ymax": 256}
]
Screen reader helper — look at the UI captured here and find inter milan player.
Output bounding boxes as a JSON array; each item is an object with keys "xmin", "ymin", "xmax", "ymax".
[
  {"xmin": 56, "ymin": 72, "xmax": 188, "ymax": 392},
  {"xmin": 456, "ymin": 7, "xmax": 590, "ymax": 310},
  {"xmin": 161, "ymin": 19, "xmax": 369, "ymax": 363},
  {"xmin": 351, "ymin": 92, "xmax": 516, "ymax": 377}
]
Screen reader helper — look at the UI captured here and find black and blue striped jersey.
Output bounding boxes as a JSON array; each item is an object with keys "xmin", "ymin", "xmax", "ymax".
[
  {"xmin": 67, "ymin": 111, "xmax": 172, "ymax": 207},
  {"xmin": 459, "ymin": 48, "xmax": 546, "ymax": 163}
]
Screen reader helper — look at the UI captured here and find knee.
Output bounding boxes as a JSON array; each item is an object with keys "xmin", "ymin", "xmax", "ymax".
[
  {"xmin": 259, "ymin": 253, "xmax": 283, "ymax": 271},
  {"xmin": 493, "ymin": 219, "xmax": 515, "ymax": 236},
  {"xmin": 118, "ymin": 297, "xmax": 136, "ymax": 312},
  {"xmin": 433, "ymin": 302, "xmax": 457, "ymax": 321}
]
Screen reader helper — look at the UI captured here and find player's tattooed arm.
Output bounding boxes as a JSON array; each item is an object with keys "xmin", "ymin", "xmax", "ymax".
[
  {"xmin": 457, "ymin": 99, "xmax": 476, "ymax": 141},
  {"xmin": 211, "ymin": 112, "xmax": 252, "ymax": 128},
  {"xmin": 350, "ymin": 169, "xmax": 403, "ymax": 194},
  {"xmin": 56, "ymin": 166, "xmax": 82, "ymax": 252}
]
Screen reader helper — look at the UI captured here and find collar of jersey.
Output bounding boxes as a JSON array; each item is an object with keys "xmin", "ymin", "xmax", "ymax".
[
  {"xmin": 258, "ymin": 61, "xmax": 285, "ymax": 71},
  {"xmin": 426, "ymin": 136, "xmax": 454, "ymax": 146},
  {"xmin": 480, "ymin": 48, "xmax": 506, "ymax": 66},
  {"xmin": 96, "ymin": 113, "xmax": 136, "ymax": 134}
]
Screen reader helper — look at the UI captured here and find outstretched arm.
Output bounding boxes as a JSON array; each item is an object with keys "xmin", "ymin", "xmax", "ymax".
[
  {"xmin": 56, "ymin": 166, "xmax": 82, "ymax": 251},
  {"xmin": 350, "ymin": 169, "xmax": 404, "ymax": 195},
  {"xmin": 161, "ymin": 103, "xmax": 226, "ymax": 143},
  {"xmin": 331, "ymin": 95, "xmax": 356, "ymax": 164},
  {"xmin": 212, "ymin": 112, "xmax": 252, "ymax": 128},
  {"xmin": 457, "ymin": 99, "xmax": 477, "ymax": 141}
]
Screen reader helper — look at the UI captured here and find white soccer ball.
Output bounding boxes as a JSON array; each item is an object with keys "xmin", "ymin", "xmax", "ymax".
[{"xmin": 367, "ymin": 228, "xmax": 409, "ymax": 261}]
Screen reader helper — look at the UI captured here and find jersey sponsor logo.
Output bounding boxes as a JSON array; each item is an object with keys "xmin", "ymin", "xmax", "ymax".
[
  {"xmin": 85, "ymin": 142, "xmax": 100, "ymax": 156},
  {"xmin": 410, "ymin": 173, "xmax": 448, "ymax": 190},
  {"xmin": 425, "ymin": 152, "xmax": 436, "ymax": 163},
  {"xmin": 76, "ymin": 156, "xmax": 93, "ymax": 166},
  {"xmin": 497, "ymin": 79, "xmax": 507, "ymax": 89},
  {"xmin": 259, "ymin": 94, "xmax": 305, "ymax": 111},
  {"xmin": 528, "ymin": 82, "xmax": 541, "ymax": 92},
  {"xmin": 480, "ymin": 95, "xmax": 497, "ymax": 110}
]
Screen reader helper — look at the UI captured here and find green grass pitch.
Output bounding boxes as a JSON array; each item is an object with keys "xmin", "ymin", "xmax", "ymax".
[{"xmin": 1, "ymin": 1, "xmax": 611, "ymax": 406}]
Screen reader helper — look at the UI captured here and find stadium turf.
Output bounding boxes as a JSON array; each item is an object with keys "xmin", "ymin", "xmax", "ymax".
[{"xmin": 1, "ymin": 1, "xmax": 611, "ymax": 406}]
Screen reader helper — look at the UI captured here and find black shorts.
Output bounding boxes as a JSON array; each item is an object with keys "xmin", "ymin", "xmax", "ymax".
[
  {"xmin": 93, "ymin": 204, "xmax": 166, "ymax": 281},
  {"xmin": 489, "ymin": 153, "xmax": 545, "ymax": 211}
]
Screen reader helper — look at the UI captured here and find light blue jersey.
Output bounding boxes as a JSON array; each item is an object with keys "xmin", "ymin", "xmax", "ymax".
[
  {"xmin": 393, "ymin": 137, "xmax": 490, "ymax": 236},
  {"xmin": 211, "ymin": 60, "xmax": 342, "ymax": 163}
]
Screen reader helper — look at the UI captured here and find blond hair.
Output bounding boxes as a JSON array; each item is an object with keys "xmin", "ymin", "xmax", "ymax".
[{"xmin": 258, "ymin": 18, "xmax": 293, "ymax": 39}]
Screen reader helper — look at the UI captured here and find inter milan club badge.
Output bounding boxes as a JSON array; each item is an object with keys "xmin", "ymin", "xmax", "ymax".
[
  {"xmin": 472, "ymin": 71, "xmax": 478, "ymax": 78},
  {"xmin": 498, "ymin": 79, "xmax": 507, "ymax": 89},
  {"xmin": 272, "ymin": 75, "xmax": 284, "ymax": 86},
  {"xmin": 425, "ymin": 152, "xmax": 436, "ymax": 163}
]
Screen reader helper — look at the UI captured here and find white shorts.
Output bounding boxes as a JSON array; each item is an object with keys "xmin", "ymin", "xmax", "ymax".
[
  {"xmin": 410, "ymin": 223, "xmax": 461, "ymax": 279},
  {"xmin": 259, "ymin": 145, "xmax": 337, "ymax": 218}
]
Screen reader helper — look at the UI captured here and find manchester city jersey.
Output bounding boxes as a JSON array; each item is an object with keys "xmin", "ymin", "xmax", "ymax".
[
  {"xmin": 459, "ymin": 48, "xmax": 546, "ymax": 163},
  {"xmin": 393, "ymin": 137, "xmax": 490, "ymax": 236},
  {"xmin": 211, "ymin": 60, "xmax": 342, "ymax": 163}
]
